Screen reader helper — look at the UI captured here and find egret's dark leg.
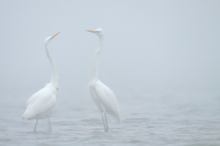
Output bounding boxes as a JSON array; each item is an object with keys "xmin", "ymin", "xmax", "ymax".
[
  {"xmin": 101, "ymin": 112, "xmax": 108, "ymax": 132},
  {"xmin": 101, "ymin": 112, "xmax": 107, "ymax": 132},
  {"xmin": 33, "ymin": 119, "xmax": 38, "ymax": 132},
  {"xmin": 103, "ymin": 112, "xmax": 109, "ymax": 132}
]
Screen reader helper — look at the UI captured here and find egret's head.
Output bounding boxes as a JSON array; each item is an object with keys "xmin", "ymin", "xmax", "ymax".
[
  {"xmin": 87, "ymin": 28, "xmax": 103, "ymax": 37},
  {"xmin": 45, "ymin": 32, "xmax": 60, "ymax": 44}
]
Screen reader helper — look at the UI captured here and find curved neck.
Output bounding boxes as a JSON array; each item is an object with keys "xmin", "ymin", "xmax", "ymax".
[
  {"xmin": 91, "ymin": 35, "xmax": 103, "ymax": 81},
  {"xmin": 45, "ymin": 43, "xmax": 58, "ymax": 87}
]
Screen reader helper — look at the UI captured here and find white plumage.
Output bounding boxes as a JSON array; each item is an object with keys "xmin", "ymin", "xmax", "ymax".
[
  {"xmin": 23, "ymin": 83, "xmax": 57, "ymax": 119},
  {"xmin": 22, "ymin": 32, "xmax": 60, "ymax": 132},
  {"xmin": 87, "ymin": 28, "xmax": 120, "ymax": 132},
  {"xmin": 89, "ymin": 80, "xmax": 120, "ymax": 121}
]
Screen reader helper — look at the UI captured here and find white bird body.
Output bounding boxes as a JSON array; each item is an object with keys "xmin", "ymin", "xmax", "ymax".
[
  {"xmin": 89, "ymin": 79, "xmax": 120, "ymax": 122},
  {"xmin": 22, "ymin": 32, "xmax": 60, "ymax": 132},
  {"xmin": 87, "ymin": 28, "xmax": 120, "ymax": 132},
  {"xmin": 23, "ymin": 83, "xmax": 57, "ymax": 120}
]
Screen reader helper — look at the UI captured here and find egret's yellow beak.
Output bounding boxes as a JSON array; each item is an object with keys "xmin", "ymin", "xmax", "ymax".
[
  {"xmin": 51, "ymin": 32, "xmax": 60, "ymax": 39},
  {"xmin": 87, "ymin": 29, "xmax": 97, "ymax": 33}
]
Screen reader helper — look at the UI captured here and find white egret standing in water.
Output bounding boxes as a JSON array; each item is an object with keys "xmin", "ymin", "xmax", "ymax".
[
  {"xmin": 87, "ymin": 28, "xmax": 120, "ymax": 132},
  {"xmin": 22, "ymin": 32, "xmax": 60, "ymax": 132}
]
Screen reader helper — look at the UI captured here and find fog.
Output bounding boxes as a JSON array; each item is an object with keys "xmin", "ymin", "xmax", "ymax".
[
  {"xmin": 1, "ymin": 0, "xmax": 219, "ymax": 104},
  {"xmin": 0, "ymin": 0, "xmax": 220, "ymax": 145}
]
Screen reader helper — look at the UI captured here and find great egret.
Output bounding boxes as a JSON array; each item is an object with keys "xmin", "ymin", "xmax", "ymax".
[
  {"xmin": 22, "ymin": 32, "xmax": 60, "ymax": 132},
  {"xmin": 87, "ymin": 28, "xmax": 120, "ymax": 132}
]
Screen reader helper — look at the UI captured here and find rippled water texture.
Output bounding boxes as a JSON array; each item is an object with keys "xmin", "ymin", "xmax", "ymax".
[{"xmin": 1, "ymin": 94, "xmax": 220, "ymax": 146}]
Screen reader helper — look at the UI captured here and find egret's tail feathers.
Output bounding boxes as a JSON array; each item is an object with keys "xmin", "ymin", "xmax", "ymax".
[
  {"xmin": 22, "ymin": 113, "xmax": 29, "ymax": 120},
  {"xmin": 22, "ymin": 110, "xmax": 34, "ymax": 120}
]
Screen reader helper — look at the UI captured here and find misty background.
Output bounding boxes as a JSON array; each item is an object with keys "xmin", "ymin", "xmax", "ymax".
[
  {"xmin": 0, "ymin": 0, "xmax": 219, "ymax": 108},
  {"xmin": 0, "ymin": 0, "xmax": 220, "ymax": 145}
]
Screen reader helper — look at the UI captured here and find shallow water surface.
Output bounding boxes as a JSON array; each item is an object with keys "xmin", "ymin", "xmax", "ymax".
[{"xmin": 1, "ymin": 95, "xmax": 220, "ymax": 146}]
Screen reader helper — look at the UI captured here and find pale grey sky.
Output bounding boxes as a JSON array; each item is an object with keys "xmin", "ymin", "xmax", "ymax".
[{"xmin": 0, "ymin": 0, "xmax": 219, "ymax": 106}]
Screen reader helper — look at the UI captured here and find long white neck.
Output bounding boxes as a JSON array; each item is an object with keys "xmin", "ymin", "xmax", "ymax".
[
  {"xmin": 45, "ymin": 43, "xmax": 58, "ymax": 88},
  {"xmin": 91, "ymin": 35, "xmax": 103, "ymax": 81}
]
